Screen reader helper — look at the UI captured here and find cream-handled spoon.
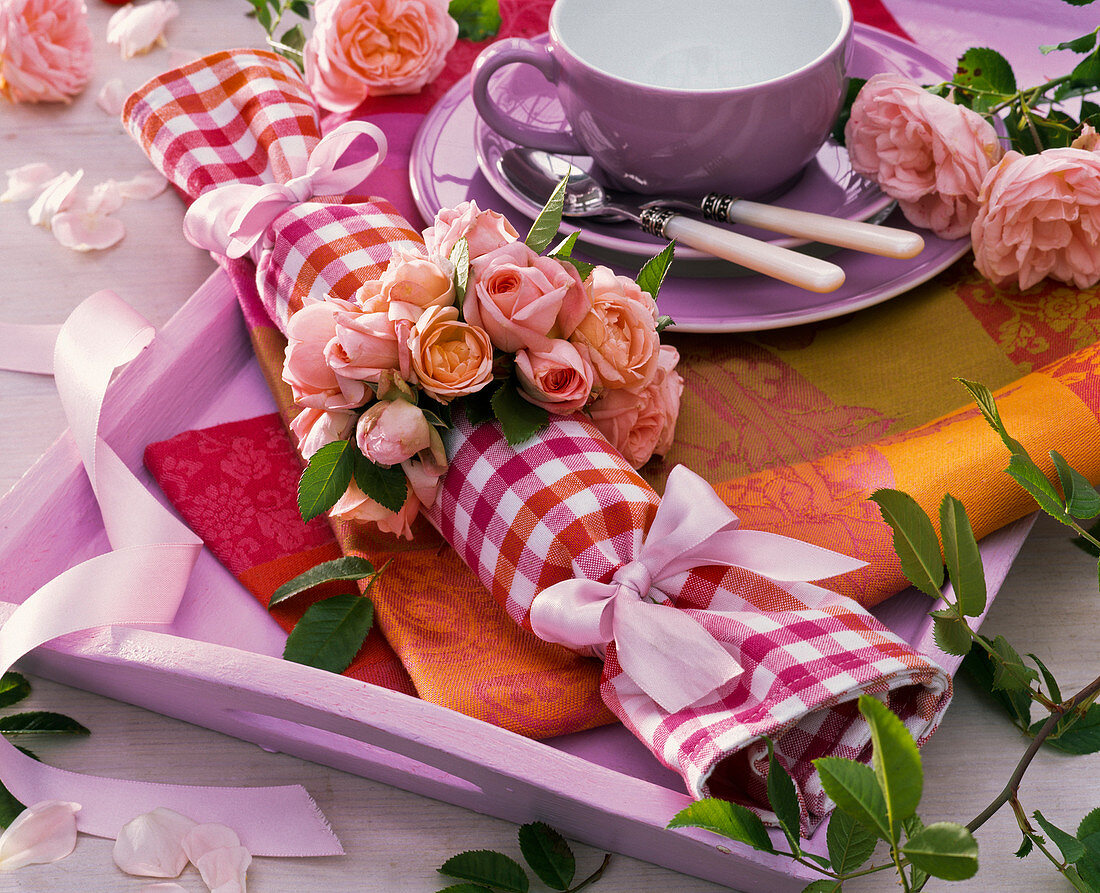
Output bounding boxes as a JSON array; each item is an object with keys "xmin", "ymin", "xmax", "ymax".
[{"xmin": 499, "ymin": 149, "xmax": 846, "ymax": 294}]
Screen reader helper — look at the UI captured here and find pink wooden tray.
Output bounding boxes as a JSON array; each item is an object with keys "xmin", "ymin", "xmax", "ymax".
[{"xmin": 0, "ymin": 272, "xmax": 1033, "ymax": 890}]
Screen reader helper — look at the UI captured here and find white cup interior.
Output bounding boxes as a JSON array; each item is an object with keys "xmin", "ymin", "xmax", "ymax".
[{"xmin": 553, "ymin": 0, "xmax": 849, "ymax": 90}]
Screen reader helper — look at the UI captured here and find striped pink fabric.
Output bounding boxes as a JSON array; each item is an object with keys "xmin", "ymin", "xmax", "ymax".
[
  {"xmin": 123, "ymin": 50, "xmax": 422, "ymax": 327},
  {"xmin": 426, "ymin": 414, "xmax": 951, "ymax": 830},
  {"xmin": 123, "ymin": 49, "xmax": 952, "ymax": 829}
]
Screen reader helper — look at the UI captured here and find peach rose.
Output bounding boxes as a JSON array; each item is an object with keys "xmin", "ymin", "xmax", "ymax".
[
  {"xmin": 0, "ymin": 0, "xmax": 93, "ymax": 104},
  {"xmin": 282, "ymin": 297, "xmax": 368, "ymax": 410},
  {"xmin": 289, "ymin": 407, "xmax": 356, "ymax": 459},
  {"xmin": 376, "ymin": 248, "xmax": 455, "ymax": 316},
  {"xmin": 515, "ymin": 340, "xmax": 594, "ymax": 415},
  {"xmin": 106, "ymin": 0, "xmax": 178, "ymax": 59},
  {"xmin": 423, "ymin": 200, "xmax": 519, "ymax": 260},
  {"xmin": 972, "ymin": 147, "xmax": 1100, "ymax": 290},
  {"xmin": 466, "ymin": 242, "xmax": 588, "ymax": 352},
  {"xmin": 588, "ymin": 345, "xmax": 683, "ymax": 469},
  {"xmin": 408, "ymin": 305, "xmax": 494, "ymax": 401},
  {"xmin": 845, "ymin": 73, "xmax": 1003, "ymax": 239},
  {"xmin": 330, "ymin": 479, "xmax": 420, "ymax": 540},
  {"xmin": 569, "ymin": 266, "xmax": 659, "ymax": 391},
  {"xmin": 356, "ymin": 398, "xmax": 433, "ymax": 466},
  {"xmin": 303, "ymin": 0, "xmax": 458, "ymax": 113}
]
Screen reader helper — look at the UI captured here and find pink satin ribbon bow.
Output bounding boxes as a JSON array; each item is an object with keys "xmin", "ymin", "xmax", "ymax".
[
  {"xmin": 183, "ymin": 120, "xmax": 389, "ymax": 260},
  {"xmin": 528, "ymin": 465, "xmax": 867, "ymax": 714}
]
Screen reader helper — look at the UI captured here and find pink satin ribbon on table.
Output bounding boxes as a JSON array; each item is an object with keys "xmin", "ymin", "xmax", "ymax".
[
  {"xmin": 183, "ymin": 120, "xmax": 389, "ymax": 261},
  {"xmin": 0, "ymin": 292, "xmax": 342, "ymax": 856},
  {"xmin": 528, "ymin": 465, "xmax": 868, "ymax": 714}
]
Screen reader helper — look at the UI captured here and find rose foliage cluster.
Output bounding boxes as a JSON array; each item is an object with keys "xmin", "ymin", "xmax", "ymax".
[
  {"xmin": 844, "ymin": 13, "xmax": 1100, "ymax": 292},
  {"xmin": 287, "ymin": 195, "xmax": 682, "ymax": 539}
]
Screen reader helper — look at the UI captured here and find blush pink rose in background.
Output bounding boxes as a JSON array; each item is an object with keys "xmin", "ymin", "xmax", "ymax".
[
  {"xmin": 330, "ymin": 480, "xmax": 420, "ymax": 540},
  {"xmin": 570, "ymin": 265, "xmax": 659, "ymax": 391},
  {"xmin": 515, "ymin": 339, "xmax": 594, "ymax": 415},
  {"xmin": 289, "ymin": 407, "xmax": 356, "ymax": 459},
  {"xmin": 376, "ymin": 248, "xmax": 455, "ymax": 314},
  {"xmin": 303, "ymin": 0, "xmax": 458, "ymax": 113},
  {"xmin": 0, "ymin": 0, "xmax": 93, "ymax": 103},
  {"xmin": 971, "ymin": 147, "xmax": 1100, "ymax": 290},
  {"xmin": 588, "ymin": 345, "xmax": 684, "ymax": 469},
  {"xmin": 422, "ymin": 200, "xmax": 519, "ymax": 259},
  {"xmin": 466, "ymin": 242, "xmax": 587, "ymax": 353},
  {"xmin": 105, "ymin": 0, "xmax": 178, "ymax": 59},
  {"xmin": 408, "ymin": 305, "xmax": 494, "ymax": 401},
  {"xmin": 356, "ymin": 398, "xmax": 433, "ymax": 466},
  {"xmin": 283, "ymin": 296, "xmax": 368, "ymax": 409},
  {"xmin": 845, "ymin": 73, "xmax": 1003, "ymax": 239}
]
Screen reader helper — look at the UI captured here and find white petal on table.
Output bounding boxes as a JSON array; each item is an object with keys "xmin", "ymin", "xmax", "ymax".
[
  {"xmin": 113, "ymin": 807, "xmax": 197, "ymax": 878},
  {"xmin": 181, "ymin": 823, "xmax": 241, "ymax": 864},
  {"xmin": 0, "ymin": 800, "xmax": 80, "ymax": 871},
  {"xmin": 107, "ymin": 0, "xmax": 180, "ymax": 59},
  {"xmin": 1, "ymin": 163, "xmax": 56, "ymax": 202},
  {"xmin": 117, "ymin": 170, "xmax": 169, "ymax": 201},
  {"xmin": 51, "ymin": 211, "xmax": 127, "ymax": 252},
  {"xmin": 96, "ymin": 78, "xmax": 127, "ymax": 117},
  {"xmin": 27, "ymin": 170, "xmax": 83, "ymax": 226},
  {"xmin": 194, "ymin": 845, "xmax": 251, "ymax": 893}
]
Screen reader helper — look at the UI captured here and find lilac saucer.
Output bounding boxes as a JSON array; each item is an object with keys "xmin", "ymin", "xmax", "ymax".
[{"xmin": 410, "ymin": 24, "xmax": 969, "ymax": 332}]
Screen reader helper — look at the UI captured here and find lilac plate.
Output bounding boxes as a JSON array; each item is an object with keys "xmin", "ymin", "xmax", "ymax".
[{"xmin": 410, "ymin": 24, "xmax": 969, "ymax": 333}]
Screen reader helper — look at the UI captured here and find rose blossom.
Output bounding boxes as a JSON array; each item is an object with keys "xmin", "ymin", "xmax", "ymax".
[
  {"xmin": 0, "ymin": 0, "xmax": 92, "ymax": 104},
  {"xmin": 282, "ymin": 296, "xmax": 368, "ymax": 410},
  {"xmin": 515, "ymin": 340, "xmax": 594, "ymax": 415},
  {"xmin": 326, "ymin": 296, "xmax": 404, "ymax": 382},
  {"xmin": 409, "ymin": 305, "xmax": 494, "ymax": 401},
  {"xmin": 845, "ymin": 73, "xmax": 1003, "ymax": 239},
  {"xmin": 289, "ymin": 407, "xmax": 356, "ymax": 459},
  {"xmin": 303, "ymin": 0, "xmax": 458, "ymax": 113},
  {"xmin": 356, "ymin": 398, "xmax": 433, "ymax": 466},
  {"xmin": 106, "ymin": 0, "xmax": 178, "ymax": 59},
  {"xmin": 588, "ymin": 345, "xmax": 684, "ymax": 469},
  {"xmin": 423, "ymin": 200, "xmax": 519, "ymax": 260},
  {"xmin": 466, "ymin": 242, "xmax": 588, "ymax": 352},
  {"xmin": 569, "ymin": 265, "xmax": 659, "ymax": 391},
  {"xmin": 375, "ymin": 248, "xmax": 455, "ymax": 315},
  {"xmin": 331, "ymin": 480, "xmax": 420, "ymax": 540},
  {"xmin": 971, "ymin": 147, "xmax": 1100, "ymax": 290}
]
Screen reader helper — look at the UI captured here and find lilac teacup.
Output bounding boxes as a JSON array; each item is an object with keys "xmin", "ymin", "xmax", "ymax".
[{"xmin": 472, "ymin": 0, "xmax": 853, "ymax": 198}]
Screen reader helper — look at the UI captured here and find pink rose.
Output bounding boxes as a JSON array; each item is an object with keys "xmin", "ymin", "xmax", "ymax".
[
  {"xmin": 588, "ymin": 345, "xmax": 684, "ymax": 469},
  {"xmin": 408, "ymin": 305, "xmax": 494, "ymax": 401},
  {"xmin": 376, "ymin": 248, "xmax": 455, "ymax": 316},
  {"xmin": 289, "ymin": 407, "xmax": 356, "ymax": 459},
  {"xmin": 330, "ymin": 480, "xmax": 420, "ymax": 540},
  {"xmin": 106, "ymin": 0, "xmax": 178, "ymax": 59},
  {"xmin": 0, "ymin": 0, "xmax": 93, "ymax": 104},
  {"xmin": 422, "ymin": 200, "xmax": 519, "ymax": 260},
  {"xmin": 515, "ymin": 340, "xmax": 594, "ymax": 416},
  {"xmin": 569, "ymin": 266, "xmax": 659, "ymax": 391},
  {"xmin": 303, "ymin": 0, "xmax": 458, "ymax": 113},
  {"xmin": 356, "ymin": 398, "xmax": 433, "ymax": 466},
  {"xmin": 402, "ymin": 453, "xmax": 446, "ymax": 509},
  {"xmin": 466, "ymin": 242, "xmax": 587, "ymax": 352},
  {"xmin": 283, "ymin": 297, "xmax": 368, "ymax": 410},
  {"xmin": 972, "ymin": 147, "xmax": 1100, "ymax": 290},
  {"xmin": 845, "ymin": 73, "xmax": 1003, "ymax": 239},
  {"xmin": 327, "ymin": 299, "xmax": 404, "ymax": 382}
]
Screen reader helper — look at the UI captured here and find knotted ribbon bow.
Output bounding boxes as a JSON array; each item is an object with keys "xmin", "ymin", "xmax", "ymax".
[
  {"xmin": 183, "ymin": 120, "xmax": 389, "ymax": 260},
  {"xmin": 529, "ymin": 465, "xmax": 867, "ymax": 714}
]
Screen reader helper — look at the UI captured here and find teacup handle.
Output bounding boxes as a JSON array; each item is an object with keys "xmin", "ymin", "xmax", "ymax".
[{"xmin": 472, "ymin": 38, "xmax": 587, "ymax": 155}]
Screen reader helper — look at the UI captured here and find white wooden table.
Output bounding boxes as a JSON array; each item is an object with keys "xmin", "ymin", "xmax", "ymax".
[{"xmin": 1, "ymin": 2, "xmax": 1098, "ymax": 890}]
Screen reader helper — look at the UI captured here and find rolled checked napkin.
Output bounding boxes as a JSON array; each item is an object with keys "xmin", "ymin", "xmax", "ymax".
[{"xmin": 125, "ymin": 48, "xmax": 952, "ymax": 829}]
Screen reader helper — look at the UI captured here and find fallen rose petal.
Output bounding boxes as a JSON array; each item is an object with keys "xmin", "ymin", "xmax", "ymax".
[
  {"xmin": 0, "ymin": 800, "xmax": 80, "ymax": 871},
  {"xmin": 106, "ymin": 0, "xmax": 179, "ymax": 58},
  {"xmin": 113, "ymin": 807, "xmax": 196, "ymax": 878},
  {"xmin": 2, "ymin": 163, "xmax": 55, "ymax": 202},
  {"xmin": 181, "ymin": 823, "xmax": 240, "ymax": 865},
  {"xmin": 193, "ymin": 845, "xmax": 251, "ymax": 893},
  {"xmin": 27, "ymin": 170, "xmax": 83, "ymax": 226},
  {"xmin": 51, "ymin": 210, "xmax": 126, "ymax": 251},
  {"xmin": 116, "ymin": 170, "xmax": 167, "ymax": 200},
  {"xmin": 96, "ymin": 78, "xmax": 126, "ymax": 116},
  {"xmin": 86, "ymin": 179, "xmax": 125, "ymax": 215}
]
